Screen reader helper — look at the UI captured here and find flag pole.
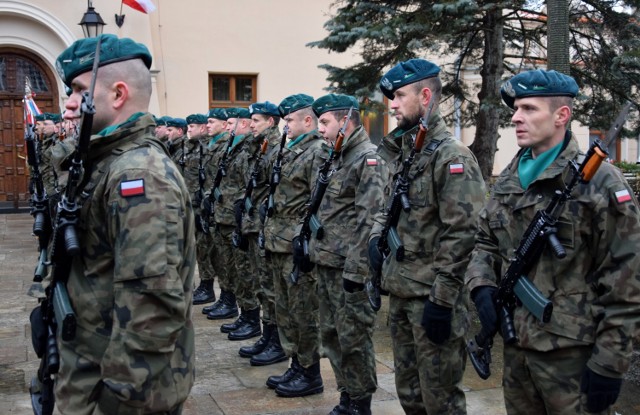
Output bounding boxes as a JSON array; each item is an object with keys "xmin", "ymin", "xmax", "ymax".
[{"xmin": 115, "ymin": 0, "xmax": 125, "ymax": 27}]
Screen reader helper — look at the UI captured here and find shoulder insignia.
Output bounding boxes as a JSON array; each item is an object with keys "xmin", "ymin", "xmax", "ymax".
[
  {"xmin": 449, "ymin": 163, "xmax": 464, "ymax": 174},
  {"xmin": 615, "ymin": 189, "xmax": 632, "ymax": 204},
  {"xmin": 120, "ymin": 179, "xmax": 145, "ymax": 197},
  {"xmin": 366, "ymin": 158, "xmax": 378, "ymax": 166}
]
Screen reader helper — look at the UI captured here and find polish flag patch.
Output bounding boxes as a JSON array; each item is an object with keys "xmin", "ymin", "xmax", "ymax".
[
  {"xmin": 449, "ymin": 163, "xmax": 464, "ymax": 174},
  {"xmin": 120, "ymin": 179, "xmax": 145, "ymax": 197},
  {"xmin": 615, "ymin": 189, "xmax": 632, "ymax": 204},
  {"xmin": 366, "ymin": 158, "xmax": 378, "ymax": 166}
]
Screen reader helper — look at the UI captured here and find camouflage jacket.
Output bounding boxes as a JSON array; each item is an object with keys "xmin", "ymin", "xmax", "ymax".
[
  {"xmin": 181, "ymin": 137, "xmax": 202, "ymax": 194},
  {"xmin": 466, "ymin": 135, "xmax": 640, "ymax": 379},
  {"xmin": 370, "ymin": 112, "xmax": 486, "ymax": 307},
  {"xmin": 213, "ymin": 133, "xmax": 249, "ymax": 227},
  {"xmin": 169, "ymin": 135, "xmax": 187, "ymax": 170},
  {"xmin": 308, "ymin": 126, "xmax": 388, "ymax": 283},
  {"xmin": 263, "ymin": 131, "xmax": 325, "ymax": 253},
  {"xmin": 56, "ymin": 113, "xmax": 196, "ymax": 413},
  {"xmin": 39, "ymin": 134, "xmax": 58, "ymax": 196},
  {"xmin": 240, "ymin": 126, "xmax": 282, "ymax": 235}
]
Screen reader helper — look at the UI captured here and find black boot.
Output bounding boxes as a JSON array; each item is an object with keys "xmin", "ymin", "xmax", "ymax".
[
  {"xmin": 220, "ymin": 313, "xmax": 246, "ymax": 333},
  {"xmin": 266, "ymin": 356, "xmax": 301, "ymax": 389},
  {"xmin": 206, "ymin": 291, "xmax": 238, "ymax": 320},
  {"xmin": 239, "ymin": 322, "xmax": 271, "ymax": 358},
  {"xmin": 347, "ymin": 396, "xmax": 372, "ymax": 415},
  {"xmin": 275, "ymin": 361, "xmax": 323, "ymax": 397},
  {"xmin": 202, "ymin": 289, "xmax": 225, "ymax": 314},
  {"xmin": 329, "ymin": 391, "xmax": 350, "ymax": 415},
  {"xmin": 228, "ymin": 307, "xmax": 261, "ymax": 340},
  {"xmin": 193, "ymin": 279, "xmax": 215, "ymax": 305},
  {"xmin": 250, "ymin": 324, "xmax": 287, "ymax": 366}
]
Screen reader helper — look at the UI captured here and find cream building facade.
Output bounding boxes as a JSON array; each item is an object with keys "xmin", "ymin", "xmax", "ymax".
[{"xmin": 0, "ymin": 0, "xmax": 634, "ymax": 210}]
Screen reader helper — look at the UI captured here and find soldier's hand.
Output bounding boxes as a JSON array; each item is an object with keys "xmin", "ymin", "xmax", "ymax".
[
  {"xmin": 580, "ymin": 368, "xmax": 622, "ymax": 413},
  {"xmin": 471, "ymin": 286, "xmax": 498, "ymax": 338},
  {"xmin": 421, "ymin": 300, "xmax": 452, "ymax": 344},
  {"xmin": 368, "ymin": 237, "xmax": 383, "ymax": 272}
]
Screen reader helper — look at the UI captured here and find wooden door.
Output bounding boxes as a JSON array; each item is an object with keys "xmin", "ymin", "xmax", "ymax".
[{"xmin": 0, "ymin": 48, "xmax": 58, "ymax": 211}]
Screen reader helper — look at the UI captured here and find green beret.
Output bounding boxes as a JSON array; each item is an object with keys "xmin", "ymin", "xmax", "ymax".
[
  {"xmin": 380, "ymin": 58, "xmax": 440, "ymax": 99},
  {"xmin": 278, "ymin": 94, "xmax": 314, "ymax": 116},
  {"xmin": 225, "ymin": 108, "xmax": 251, "ymax": 119},
  {"xmin": 207, "ymin": 108, "xmax": 228, "ymax": 121},
  {"xmin": 52, "ymin": 113, "xmax": 63, "ymax": 123},
  {"xmin": 35, "ymin": 113, "xmax": 57, "ymax": 122},
  {"xmin": 155, "ymin": 115, "xmax": 171, "ymax": 126},
  {"xmin": 249, "ymin": 101, "xmax": 280, "ymax": 117},
  {"xmin": 34, "ymin": 114, "xmax": 46, "ymax": 122},
  {"xmin": 501, "ymin": 69, "xmax": 579, "ymax": 109},
  {"xmin": 186, "ymin": 114, "xmax": 208, "ymax": 124},
  {"xmin": 166, "ymin": 117, "xmax": 187, "ymax": 128},
  {"xmin": 56, "ymin": 34, "xmax": 152, "ymax": 87},
  {"xmin": 312, "ymin": 94, "xmax": 359, "ymax": 116}
]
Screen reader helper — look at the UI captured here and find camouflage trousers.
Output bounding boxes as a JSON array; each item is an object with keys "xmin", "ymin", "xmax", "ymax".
[
  {"xmin": 224, "ymin": 227, "xmax": 257, "ymax": 311},
  {"xmin": 211, "ymin": 225, "xmax": 236, "ymax": 292},
  {"xmin": 195, "ymin": 231, "xmax": 215, "ymax": 282},
  {"xmin": 246, "ymin": 236, "xmax": 276, "ymax": 324},
  {"xmin": 270, "ymin": 251, "xmax": 321, "ymax": 368},
  {"xmin": 389, "ymin": 294, "xmax": 467, "ymax": 415},
  {"xmin": 315, "ymin": 264, "xmax": 377, "ymax": 401},
  {"xmin": 503, "ymin": 345, "xmax": 609, "ymax": 415}
]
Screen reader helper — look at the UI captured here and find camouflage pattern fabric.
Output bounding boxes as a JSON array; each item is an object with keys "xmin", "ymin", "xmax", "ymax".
[
  {"xmin": 39, "ymin": 134, "xmax": 58, "ymax": 196},
  {"xmin": 55, "ymin": 113, "xmax": 196, "ymax": 414},
  {"xmin": 48, "ymin": 137, "xmax": 76, "ymax": 191},
  {"xmin": 309, "ymin": 126, "xmax": 387, "ymax": 400},
  {"xmin": 169, "ymin": 135, "xmax": 187, "ymax": 169},
  {"xmin": 466, "ymin": 136, "xmax": 640, "ymax": 408},
  {"xmin": 270, "ymin": 252, "xmax": 321, "ymax": 368},
  {"xmin": 370, "ymin": 112, "xmax": 486, "ymax": 413},
  {"xmin": 502, "ymin": 345, "xmax": 610, "ymax": 415}
]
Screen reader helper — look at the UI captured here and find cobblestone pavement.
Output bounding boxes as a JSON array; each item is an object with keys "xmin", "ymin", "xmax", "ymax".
[{"xmin": 0, "ymin": 213, "xmax": 526, "ymax": 414}]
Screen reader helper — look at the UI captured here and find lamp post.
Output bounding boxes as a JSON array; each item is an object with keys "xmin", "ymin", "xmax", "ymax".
[{"xmin": 79, "ymin": 0, "xmax": 106, "ymax": 38}]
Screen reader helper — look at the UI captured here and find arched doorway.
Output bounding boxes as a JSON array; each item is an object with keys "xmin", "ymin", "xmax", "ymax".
[{"xmin": 0, "ymin": 48, "xmax": 58, "ymax": 211}]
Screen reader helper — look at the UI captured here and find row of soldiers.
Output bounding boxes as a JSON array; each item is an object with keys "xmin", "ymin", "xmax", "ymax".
[{"xmin": 148, "ymin": 59, "xmax": 640, "ymax": 415}]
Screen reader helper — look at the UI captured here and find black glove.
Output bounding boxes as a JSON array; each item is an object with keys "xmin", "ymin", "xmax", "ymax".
[
  {"xmin": 343, "ymin": 278, "xmax": 365, "ymax": 293},
  {"xmin": 368, "ymin": 237, "xmax": 384, "ymax": 272},
  {"xmin": 421, "ymin": 300, "xmax": 452, "ymax": 344},
  {"xmin": 233, "ymin": 199, "xmax": 244, "ymax": 224},
  {"xmin": 471, "ymin": 286, "xmax": 498, "ymax": 338},
  {"xmin": 259, "ymin": 201, "xmax": 268, "ymax": 225},
  {"xmin": 580, "ymin": 368, "xmax": 622, "ymax": 413},
  {"xmin": 202, "ymin": 197, "xmax": 213, "ymax": 216},
  {"xmin": 292, "ymin": 236, "xmax": 314, "ymax": 273}
]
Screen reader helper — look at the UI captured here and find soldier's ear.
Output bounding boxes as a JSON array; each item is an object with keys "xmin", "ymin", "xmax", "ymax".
[{"xmin": 112, "ymin": 81, "xmax": 129, "ymax": 110}]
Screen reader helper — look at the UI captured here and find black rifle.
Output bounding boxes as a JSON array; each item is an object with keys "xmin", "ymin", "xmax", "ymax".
[
  {"xmin": 366, "ymin": 101, "xmax": 434, "ymax": 311},
  {"xmin": 194, "ymin": 143, "xmax": 206, "ymax": 209},
  {"xmin": 467, "ymin": 101, "xmax": 633, "ymax": 380},
  {"xmin": 266, "ymin": 126, "xmax": 289, "ymax": 217},
  {"xmin": 178, "ymin": 138, "xmax": 186, "ymax": 173},
  {"xmin": 198, "ymin": 121, "xmax": 238, "ymax": 235},
  {"xmin": 232, "ymin": 138, "xmax": 269, "ymax": 250},
  {"xmin": 30, "ymin": 37, "xmax": 102, "ymax": 415},
  {"xmin": 290, "ymin": 107, "xmax": 353, "ymax": 283},
  {"xmin": 24, "ymin": 80, "xmax": 51, "ymax": 282}
]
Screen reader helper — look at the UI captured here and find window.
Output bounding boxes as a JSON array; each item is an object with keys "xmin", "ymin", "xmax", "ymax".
[
  {"xmin": 362, "ymin": 92, "xmax": 389, "ymax": 145},
  {"xmin": 209, "ymin": 74, "xmax": 257, "ymax": 108}
]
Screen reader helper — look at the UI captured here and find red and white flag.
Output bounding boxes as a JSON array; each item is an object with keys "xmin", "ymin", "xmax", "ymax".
[
  {"xmin": 23, "ymin": 78, "xmax": 41, "ymax": 127},
  {"xmin": 123, "ymin": 0, "xmax": 156, "ymax": 14}
]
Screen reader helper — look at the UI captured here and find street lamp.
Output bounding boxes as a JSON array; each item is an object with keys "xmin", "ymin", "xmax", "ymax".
[{"xmin": 79, "ymin": 0, "xmax": 106, "ymax": 38}]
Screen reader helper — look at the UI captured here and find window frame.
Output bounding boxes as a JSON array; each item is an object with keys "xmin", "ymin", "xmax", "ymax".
[{"xmin": 208, "ymin": 73, "xmax": 258, "ymax": 108}]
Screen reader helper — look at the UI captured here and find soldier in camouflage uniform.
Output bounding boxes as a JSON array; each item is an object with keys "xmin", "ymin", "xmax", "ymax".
[
  {"xmin": 53, "ymin": 34, "xmax": 195, "ymax": 414},
  {"xmin": 237, "ymin": 102, "xmax": 288, "ymax": 366},
  {"xmin": 209, "ymin": 108, "xmax": 262, "ymax": 341},
  {"xmin": 369, "ymin": 59, "xmax": 486, "ymax": 415},
  {"xmin": 309, "ymin": 94, "xmax": 388, "ymax": 415},
  {"xmin": 154, "ymin": 115, "xmax": 171, "ymax": 144},
  {"xmin": 34, "ymin": 113, "xmax": 60, "ymax": 198},
  {"xmin": 263, "ymin": 94, "xmax": 325, "ymax": 398},
  {"xmin": 466, "ymin": 69, "xmax": 640, "ymax": 415},
  {"xmin": 183, "ymin": 114, "xmax": 218, "ymax": 305},
  {"xmin": 166, "ymin": 117, "xmax": 187, "ymax": 167}
]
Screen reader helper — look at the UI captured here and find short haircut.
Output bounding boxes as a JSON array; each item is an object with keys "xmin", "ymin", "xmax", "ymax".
[
  {"xmin": 413, "ymin": 76, "xmax": 442, "ymax": 105},
  {"xmin": 330, "ymin": 108, "xmax": 361, "ymax": 127}
]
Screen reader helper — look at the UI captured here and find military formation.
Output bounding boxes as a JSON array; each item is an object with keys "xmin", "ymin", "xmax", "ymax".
[{"xmin": 24, "ymin": 33, "xmax": 640, "ymax": 415}]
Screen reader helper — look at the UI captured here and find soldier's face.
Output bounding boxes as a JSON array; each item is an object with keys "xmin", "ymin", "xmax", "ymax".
[
  {"xmin": 284, "ymin": 111, "xmax": 306, "ymax": 139},
  {"xmin": 317, "ymin": 112, "xmax": 341, "ymax": 144},
  {"xmin": 390, "ymin": 84, "xmax": 422, "ymax": 130},
  {"xmin": 250, "ymin": 115, "xmax": 271, "ymax": 137},
  {"xmin": 155, "ymin": 125, "xmax": 168, "ymax": 139},
  {"xmin": 35, "ymin": 121, "xmax": 45, "ymax": 135},
  {"xmin": 226, "ymin": 118, "xmax": 238, "ymax": 134},
  {"xmin": 167, "ymin": 126, "xmax": 182, "ymax": 140},
  {"xmin": 512, "ymin": 97, "xmax": 566, "ymax": 156},
  {"xmin": 42, "ymin": 120, "xmax": 56, "ymax": 136},
  {"xmin": 188, "ymin": 124, "xmax": 205, "ymax": 139},
  {"xmin": 207, "ymin": 118, "xmax": 226, "ymax": 136},
  {"xmin": 64, "ymin": 71, "xmax": 116, "ymax": 134}
]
